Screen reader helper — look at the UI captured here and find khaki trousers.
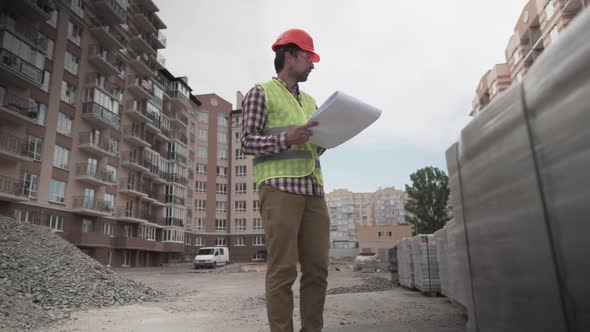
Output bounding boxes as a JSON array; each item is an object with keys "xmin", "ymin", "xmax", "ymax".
[{"xmin": 259, "ymin": 184, "xmax": 331, "ymax": 332}]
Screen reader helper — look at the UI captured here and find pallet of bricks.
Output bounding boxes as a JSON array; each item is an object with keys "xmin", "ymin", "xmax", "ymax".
[
  {"xmin": 396, "ymin": 237, "xmax": 414, "ymax": 289},
  {"xmin": 434, "ymin": 225, "xmax": 449, "ymax": 297},
  {"xmin": 411, "ymin": 234, "xmax": 440, "ymax": 295}
]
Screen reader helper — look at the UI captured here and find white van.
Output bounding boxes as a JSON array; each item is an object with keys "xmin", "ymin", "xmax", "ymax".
[{"xmin": 193, "ymin": 247, "xmax": 230, "ymax": 269}]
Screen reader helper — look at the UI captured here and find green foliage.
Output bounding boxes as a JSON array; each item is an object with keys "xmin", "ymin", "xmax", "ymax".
[{"xmin": 404, "ymin": 166, "xmax": 450, "ymax": 235}]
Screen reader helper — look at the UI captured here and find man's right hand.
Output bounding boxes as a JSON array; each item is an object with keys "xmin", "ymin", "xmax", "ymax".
[{"xmin": 286, "ymin": 121, "xmax": 319, "ymax": 145}]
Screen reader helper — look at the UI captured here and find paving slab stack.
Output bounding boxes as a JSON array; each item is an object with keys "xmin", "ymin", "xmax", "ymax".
[
  {"xmin": 410, "ymin": 234, "xmax": 440, "ymax": 293},
  {"xmin": 396, "ymin": 237, "xmax": 414, "ymax": 288},
  {"xmin": 434, "ymin": 226, "xmax": 449, "ymax": 297},
  {"xmin": 444, "ymin": 9, "xmax": 590, "ymax": 332}
]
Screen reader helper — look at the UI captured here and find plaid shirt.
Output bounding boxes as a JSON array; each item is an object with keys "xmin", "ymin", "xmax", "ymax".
[{"xmin": 241, "ymin": 78, "xmax": 325, "ymax": 197}]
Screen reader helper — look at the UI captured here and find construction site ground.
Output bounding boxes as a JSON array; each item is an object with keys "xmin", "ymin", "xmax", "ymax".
[{"xmin": 41, "ymin": 263, "xmax": 466, "ymax": 332}]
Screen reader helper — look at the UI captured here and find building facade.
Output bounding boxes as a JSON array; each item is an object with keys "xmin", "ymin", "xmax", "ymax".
[
  {"xmin": 357, "ymin": 225, "xmax": 413, "ymax": 261},
  {"xmin": 0, "ymin": 0, "xmax": 267, "ymax": 267},
  {"xmin": 471, "ymin": 0, "xmax": 586, "ymax": 115},
  {"xmin": 326, "ymin": 187, "xmax": 407, "ymax": 254}
]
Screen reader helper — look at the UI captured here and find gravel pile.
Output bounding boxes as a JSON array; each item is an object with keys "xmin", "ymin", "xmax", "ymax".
[
  {"xmin": 327, "ymin": 277, "xmax": 394, "ymax": 295},
  {"xmin": 0, "ymin": 216, "xmax": 161, "ymax": 330}
]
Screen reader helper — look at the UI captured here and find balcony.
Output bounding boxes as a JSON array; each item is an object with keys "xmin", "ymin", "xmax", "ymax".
[
  {"xmin": 88, "ymin": 45, "xmax": 120, "ymax": 76},
  {"xmin": 78, "ymin": 132, "xmax": 118, "ymax": 158},
  {"xmin": 132, "ymin": 12, "xmax": 158, "ymax": 35},
  {"xmin": 89, "ymin": 25, "xmax": 126, "ymax": 51},
  {"xmin": 121, "ymin": 151, "xmax": 149, "ymax": 173},
  {"xmin": 140, "ymin": 185, "xmax": 165, "ymax": 205},
  {"xmin": 81, "ymin": 102, "xmax": 120, "ymax": 129},
  {"xmin": 151, "ymin": 31, "xmax": 167, "ymax": 49},
  {"xmin": 75, "ymin": 164, "xmax": 117, "ymax": 187},
  {"xmin": 73, "ymin": 232, "xmax": 114, "ymax": 247},
  {"xmin": 91, "ymin": 0, "xmax": 127, "ymax": 25},
  {"xmin": 151, "ymin": 52, "xmax": 165, "ymax": 70},
  {"xmin": 0, "ymin": 15, "xmax": 48, "ymax": 54},
  {"xmin": 0, "ymin": 44, "xmax": 43, "ymax": 89},
  {"xmin": 72, "ymin": 196, "xmax": 114, "ymax": 217},
  {"xmin": 166, "ymin": 173, "xmax": 188, "ymax": 187},
  {"xmin": 163, "ymin": 241, "xmax": 185, "ymax": 253},
  {"xmin": 130, "ymin": 33, "xmax": 154, "ymax": 55},
  {"xmin": 168, "ymin": 90, "xmax": 191, "ymax": 109},
  {"xmin": 165, "ymin": 195, "xmax": 185, "ymax": 206},
  {"xmin": 0, "ymin": 89, "xmax": 41, "ymax": 125},
  {"xmin": 2, "ymin": 0, "xmax": 55, "ymax": 22},
  {"xmin": 0, "ymin": 132, "xmax": 34, "ymax": 162},
  {"xmin": 128, "ymin": 53, "xmax": 156, "ymax": 77},
  {"xmin": 114, "ymin": 236, "xmax": 161, "ymax": 251},
  {"xmin": 169, "ymin": 131, "xmax": 188, "ymax": 145},
  {"xmin": 85, "ymin": 76, "xmax": 123, "ymax": 102},
  {"xmin": 136, "ymin": 0, "xmax": 158, "ymax": 12},
  {"xmin": 127, "ymin": 76, "xmax": 154, "ymax": 100},
  {"xmin": 561, "ymin": 0, "xmax": 584, "ymax": 14},
  {"xmin": 115, "ymin": 207, "xmax": 148, "ymax": 223},
  {"xmin": 124, "ymin": 101, "xmax": 151, "ymax": 123},
  {"xmin": 122, "ymin": 126, "xmax": 150, "ymax": 148},
  {"xmin": 163, "ymin": 108, "xmax": 188, "ymax": 128},
  {"xmin": 164, "ymin": 217, "xmax": 184, "ymax": 228},
  {"xmin": 0, "ymin": 175, "xmax": 28, "ymax": 202},
  {"xmin": 118, "ymin": 179, "xmax": 147, "ymax": 198}
]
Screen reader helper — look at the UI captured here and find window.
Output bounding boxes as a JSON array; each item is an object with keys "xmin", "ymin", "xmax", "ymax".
[
  {"xmin": 45, "ymin": 37, "xmax": 54, "ymax": 60},
  {"xmin": 198, "ymin": 112, "xmax": 208, "ymax": 123},
  {"xmin": 233, "ymin": 115, "xmax": 241, "ymax": 126},
  {"xmin": 215, "ymin": 219, "xmax": 226, "ymax": 231},
  {"xmin": 32, "ymin": 100, "xmax": 47, "ymax": 126},
  {"xmin": 47, "ymin": 10, "xmax": 58, "ymax": 28},
  {"xmin": 235, "ymin": 183, "xmax": 247, "ymax": 194},
  {"xmin": 236, "ymin": 165, "xmax": 247, "ymax": 177},
  {"xmin": 217, "ymin": 114, "xmax": 228, "ymax": 127},
  {"xmin": 53, "ymin": 145, "xmax": 70, "ymax": 169},
  {"xmin": 253, "ymin": 200, "xmax": 260, "ymax": 212},
  {"xmin": 216, "ymin": 201, "xmax": 227, "ymax": 213},
  {"xmin": 57, "ymin": 112, "xmax": 72, "ymax": 136},
  {"xmin": 216, "ymin": 166, "xmax": 227, "ymax": 177},
  {"xmin": 217, "ymin": 148, "xmax": 227, "ymax": 160},
  {"xmin": 253, "ymin": 253, "xmax": 266, "ymax": 261},
  {"xmin": 14, "ymin": 209, "xmax": 36, "ymax": 224},
  {"xmin": 253, "ymin": 182, "xmax": 259, "ymax": 193},
  {"xmin": 70, "ymin": 0, "xmax": 84, "ymax": 17},
  {"xmin": 61, "ymin": 81, "xmax": 77, "ymax": 105},
  {"xmin": 217, "ymin": 132, "xmax": 227, "ymax": 144},
  {"xmin": 253, "ymin": 236, "xmax": 265, "ymax": 246},
  {"xmin": 545, "ymin": 2, "xmax": 555, "ymax": 20},
  {"xmin": 195, "ymin": 181, "xmax": 207, "ymax": 192},
  {"xmin": 195, "ymin": 199, "xmax": 206, "ymax": 211},
  {"xmin": 124, "ymin": 225, "xmax": 133, "ymax": 238},
  {"xmin": 106, "ymin": 165, "xmax": 117, "ymax": 183},
  {"xmin": 139, "ymin": 225, "xmax": 156, "ymax": 241},
  {"xmin": 235, "ymin": 149, "xmax": 245, "ymax": 160},
  {"xmin": 235, "ymin": 201, "xmax": 246, "ymax": 212},
  {"xmin": 195, "ymin": 236, "xmax": 204, "ymax": 246},
  {"xmin": 215, "ymin": 237, "xmax": 226, "ymax": 246},
  {"xmin": 196, "ymin": 163, "xmax": 207, "ymax": 175},
  {"xmin": 195, "ymin": 218, "xmax": 205, "ymax": 231},
  {"xmin": 490, "ymin": 81, "xmax": 498, "ymax": 95},
  {"xmin": 104, "ymin": 193, "xmax": 115, "ymax": 211},
  {"xmin": 550, "ymin": 27, "xmax": 559, "ymax": 43},
  {"xmin": 64, "ymin": 52, "xmax": 79, "ymax": 74},
  {"xmin": 21, "ymin": 172, "xmax": 39, "ymax": 199},
  {"xmin": 198, "ymin": 129, "xmax": 208, "ymax": 141},
  {"xmin": 378, "ymin": 231, "xmax": 392, "ymax": 237},
  {"xmin": 216, "ymin": 183, "xmax": 227, "ymax": 195},
  {"xmin": 512, "ymin": 49, "xmax": 521, "ymax": 64},
  {"xmin": 40, "ymin": 71, "xmax": 50, "ymax": 92},
  {"xmin": 234, "ymin": 132, "xmax": 240, "ymax": 143},
  {"xmin": 253, "ymin": 218, "xmax": 264, "ymax": 230},
  {"xmin": 163, "ymin": 229, "xmax": 185, "ymax": 242},
  {"xmin": 49, "ymin": 179, "xmax": 66, "ymax": 203},
  {"xmin": 234, "ymin": 218, "xmax": 246, "ymax": 231},
  {"xmin": 234, "ymin": 237, "xmax": 245, "ymax": 246},
  {"xmin": 197, "ymin": 146, "xmax": 207, "ymax": 159},
  {"xmin": 82, "ymin": 219, "xmax": 94, "ymax": 233},
  {"xmin": 67, "ymin": 20, "xmax": 82, "ymax": 46},
  {"xmin": 25, "ymin": 135, "xmax": 43, "ymax": 161},
  {"xmin": 47, "ymin": 215, "xmax": 64, "ymax": 231},
  {"xmin": 104, "ymin": 223, "xmax": 114, "ymax": 236},
  {"xmin": 122, "ymin": 251, "xmax": 131, "ymax": 266}
]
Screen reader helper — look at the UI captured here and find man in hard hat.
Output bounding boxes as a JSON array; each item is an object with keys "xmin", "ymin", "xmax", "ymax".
[{"xmin": 241, "ymin": 28, "xmax": 330, "ymax": 332}]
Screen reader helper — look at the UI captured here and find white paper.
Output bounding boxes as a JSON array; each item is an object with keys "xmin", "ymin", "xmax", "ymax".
[{"xmin": 308, "ymin": 91, "xmax": 382, "ymax": 149}]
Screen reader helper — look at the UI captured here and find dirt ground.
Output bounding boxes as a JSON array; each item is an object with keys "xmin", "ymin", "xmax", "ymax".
[{"xmin": 41, "ymin": 263, "xmax": 466, "ymax": 332}]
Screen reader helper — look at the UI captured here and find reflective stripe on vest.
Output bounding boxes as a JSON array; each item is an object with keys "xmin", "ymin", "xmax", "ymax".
[{"xmin": 253, "ymin": 150, "xmax": 322, "ymax": 169}]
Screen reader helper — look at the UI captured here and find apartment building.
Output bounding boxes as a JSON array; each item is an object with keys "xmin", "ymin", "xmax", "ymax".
[
  {"xmin": 326, "ymin": 187, "xmax": 407, "ymax": 253},
  {"xmin": 357, "ymin": 224, "xmax": 413, "ymax": 260},
  {"xmin": 471, "ymin": 0, "xmax": 586, "ymax": 115}
]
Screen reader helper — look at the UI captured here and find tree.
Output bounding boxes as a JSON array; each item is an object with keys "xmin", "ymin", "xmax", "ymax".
[{"xmin": 404, "ymin": 166, "xmax": 450, "ymax": 235}]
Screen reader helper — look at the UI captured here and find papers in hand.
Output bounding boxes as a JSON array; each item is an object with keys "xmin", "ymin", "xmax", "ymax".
[{"xmin": 308, "ymin": 91, "xmax": 382, "ymax": 149}]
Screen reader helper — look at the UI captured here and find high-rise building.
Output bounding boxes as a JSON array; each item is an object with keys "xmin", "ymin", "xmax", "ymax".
[
  {"xmin": 471, "ymin": 0, "xmax": 586, "ymax": 116},
  {"xmin": 0, "ymin": 0, "xmax": 266, "ymax": 267}
]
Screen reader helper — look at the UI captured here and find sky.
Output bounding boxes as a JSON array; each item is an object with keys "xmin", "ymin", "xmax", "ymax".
[{"xmin": 156, "ymin": 0, "xmax": 528, "ymax": 193}]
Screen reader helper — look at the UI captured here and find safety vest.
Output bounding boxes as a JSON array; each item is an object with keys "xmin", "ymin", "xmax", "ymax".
[{"xmin": 253, "ymin": 79, "xmax": 324, "ymax": 186}]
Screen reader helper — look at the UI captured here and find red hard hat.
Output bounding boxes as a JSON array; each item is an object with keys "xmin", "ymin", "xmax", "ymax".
[{"xmin": 272, "ymin": 29, "xmax": 320, "ymax": 63}]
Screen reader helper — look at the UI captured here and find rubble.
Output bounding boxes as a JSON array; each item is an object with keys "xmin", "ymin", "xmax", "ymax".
[
  {"xmin": 327, "ymin": 277, "xmax": 394, "ymax": 295},
  {"xmin": 0, "ymin": 216, "xmax": 161, "ymax": 331}
]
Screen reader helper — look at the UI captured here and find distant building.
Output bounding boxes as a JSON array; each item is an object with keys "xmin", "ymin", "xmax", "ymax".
[
  {"xmin": 357, "ymin": 225, "xmax": 413, "ymax": 261},
  {"xmin": 471, "ymin": 0, "xmax": 586, "ymax": 116}
]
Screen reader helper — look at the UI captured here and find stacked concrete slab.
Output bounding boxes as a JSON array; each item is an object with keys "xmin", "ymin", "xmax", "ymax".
[
  {"xmin": 397, "ymin": 237, "xmax": 414, "ymax": 288},
  {"xmin": 410, "ymin": 234, "xmax": 440, "ymax": 293},
  {"xmin": 434, "ymin": 226, "xmax": 449, "ymax": 297},
  {"xmin": 444, "ymin": 9, "xmax": 590, "ymax": 332}
]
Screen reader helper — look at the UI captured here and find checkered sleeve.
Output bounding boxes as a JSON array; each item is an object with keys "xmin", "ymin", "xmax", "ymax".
[{"xmin": 240, "ymin": 85, "xmax": 290, "ymax": 156}]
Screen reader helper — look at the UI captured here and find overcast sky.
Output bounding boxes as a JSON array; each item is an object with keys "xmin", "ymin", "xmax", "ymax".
[{"xmin": 156, "ymin": 0, "xmax": 527, "ymax": 193}]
